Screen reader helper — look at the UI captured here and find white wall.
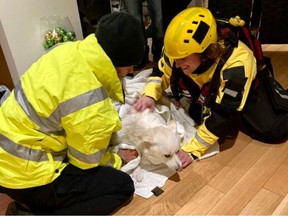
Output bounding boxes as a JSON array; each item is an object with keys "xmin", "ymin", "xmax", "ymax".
[{"xmin": 0, "ymin": 0, "xmax": 83, "ymax": 85}]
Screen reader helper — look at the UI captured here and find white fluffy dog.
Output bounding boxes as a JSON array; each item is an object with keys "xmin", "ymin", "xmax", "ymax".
[{"xmin": 111, "ymin": 107, "xmax": 182, "ymax": 182}]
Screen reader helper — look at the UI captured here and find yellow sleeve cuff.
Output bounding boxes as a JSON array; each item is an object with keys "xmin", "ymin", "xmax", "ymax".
[{"xmin": 181, "ymin": 137, "xmax": 209, "ymax": 158}]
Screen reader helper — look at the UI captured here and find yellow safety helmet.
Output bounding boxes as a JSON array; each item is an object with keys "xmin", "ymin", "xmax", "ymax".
[{"xmin": 164, "ymin": 7, "xmax": 217, "ymax": 59}]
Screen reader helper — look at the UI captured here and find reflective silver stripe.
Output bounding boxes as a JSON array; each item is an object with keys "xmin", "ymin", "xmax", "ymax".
[
  {"xmin": 68, "ymin": 145, "xmax": 106, "ymax": 164},
  {"xmin": 147, "ymin": 79, "xmax": 162, "ymax": 85},
  {"xmin": 0, "ymin": 134, "xmax": 65, "ymax": 162},
  {"xmin": 195, "ymin": 132, "xmax": 211, "ymax": 148},
  {"xmin": 106, "ymin": 161, "xmax": 113, "ymax": 167},
  {"xmin": 223, "ymin": 88, "xmax": 238, "ymax": 98},
  {"xmin": 56, "ymin": 86, "xmax": 108, "ymax": 117},
  {"xmin": 275, "ymin": 86, "xmax": 288, "ymax": 99},
  {"xmin": 14, "ymin": 82, "xmax": 108, "ymax": 134},
  {"xmin": 14, "ymin": 83, "xmax": 60, "ymax": 133}
]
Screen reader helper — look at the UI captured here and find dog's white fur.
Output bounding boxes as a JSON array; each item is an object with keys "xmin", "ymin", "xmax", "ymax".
[{"xmin": 111, "ymin": 107, "xmax": 182, "ymax": 181}]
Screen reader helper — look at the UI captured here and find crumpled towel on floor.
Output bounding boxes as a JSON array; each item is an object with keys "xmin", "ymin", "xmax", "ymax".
[{"xmin": 113, "ymin": 69, "xmax": 220, "ymax": 199}]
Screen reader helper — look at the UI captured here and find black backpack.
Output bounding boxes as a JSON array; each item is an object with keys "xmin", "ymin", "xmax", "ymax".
[
  {"xmin": 242, "ymin": 65, "xmax": 288, "ymax": 143},
  {"xmin": 213, "ymin": 16, "xmax": 288, "ymax": 143}
]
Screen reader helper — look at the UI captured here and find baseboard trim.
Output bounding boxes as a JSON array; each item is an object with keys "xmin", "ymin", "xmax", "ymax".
[{"xmin": 262, "ymin": 44, "xmax": 288, "ymax": 52}]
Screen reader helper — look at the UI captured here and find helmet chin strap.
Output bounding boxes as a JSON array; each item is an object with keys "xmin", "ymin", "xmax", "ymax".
[{"xmin": 192, "ymin": 59, "xmax": 215, "ymax": 75}]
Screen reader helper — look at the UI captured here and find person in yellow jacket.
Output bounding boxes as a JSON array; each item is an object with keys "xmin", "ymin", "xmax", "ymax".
[
  {"xmin": 0, "ymin": 12, "xmax": 145, "ymax": 215},
  {"xmin": 134, "ymin": 7, "xmax": 257, "ymax": 168}
]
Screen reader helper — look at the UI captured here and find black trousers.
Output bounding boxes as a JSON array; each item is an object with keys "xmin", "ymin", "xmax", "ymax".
[{"xmin": 0, "ymin": 164, "xmax": 134, "ymax": 215}]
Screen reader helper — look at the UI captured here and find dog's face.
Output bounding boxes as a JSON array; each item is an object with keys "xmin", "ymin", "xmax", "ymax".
[
  {"xmin": 138, "ymin": 121, "xmax": 183, "ymax": 172},
  {"xmin": 112, "ymin": 108, "xmax": 183, "ymax": 173}
]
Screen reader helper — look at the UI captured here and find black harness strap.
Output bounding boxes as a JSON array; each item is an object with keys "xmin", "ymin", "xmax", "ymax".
[{"xmin": 205, "ymin": 47, "xmax": 234, "ymax": 108}]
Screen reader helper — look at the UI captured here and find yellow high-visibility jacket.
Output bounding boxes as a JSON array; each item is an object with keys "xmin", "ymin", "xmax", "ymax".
[
  {"xmin": 0, "ymin": 34, "xmax": 124, "ymax": 189},
  {"xmin": 143, "ymin": 41, "xmax": 257, "ymax": 157}
]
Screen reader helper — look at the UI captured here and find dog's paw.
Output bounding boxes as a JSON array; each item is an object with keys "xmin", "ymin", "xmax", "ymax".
[{"xmin": 132, "ymin": 166, "xmax": 144, "ymax": 182}]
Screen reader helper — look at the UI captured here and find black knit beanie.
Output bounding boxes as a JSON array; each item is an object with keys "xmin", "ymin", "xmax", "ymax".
[{"xmin": 95, "ymin": 12, "xmax": 145, "ymax": 67}]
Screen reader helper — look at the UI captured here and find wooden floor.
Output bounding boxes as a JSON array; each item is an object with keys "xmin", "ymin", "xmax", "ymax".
[
  {"xmin": 113, "ymin": 50, "xmax": 288, "ymax": 215},
  {"xmin": 0, "ymin": 50, "xmax": 288, "ymax": 215}
]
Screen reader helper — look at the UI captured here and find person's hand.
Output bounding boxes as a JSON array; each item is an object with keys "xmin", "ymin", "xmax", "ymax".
[
  {"xmin": 133, "ymin": 96, "xmax": 155, "ymax": 112},
  {"xmin": 117, "ymin": 149, "xmax": 138, "ymax": 165},
  {"xmin": 177, "ymin": 149, "xmax": 193, "ymax": 168}
]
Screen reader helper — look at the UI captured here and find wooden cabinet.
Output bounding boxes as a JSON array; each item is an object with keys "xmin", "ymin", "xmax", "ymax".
[{"xmin": 0, "ymin": 44, "xmax": 14, "ymax": 90}]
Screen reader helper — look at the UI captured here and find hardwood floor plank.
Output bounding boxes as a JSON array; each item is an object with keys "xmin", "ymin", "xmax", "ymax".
[
  {"xmin": 115, "ymin": 133, "xmax": 252, "ymax": 215},
  {"xmin": 264, "ymin": 151, "xmax": 288, "ymax": 196},
  {"xmin": 175, "ymin": 185, "xmax": 224, "ymax": 215},
  {"xmin": 116, "ymin": 159, "xmax": 223, "ymax": 215},
  {"xmin": 215, "ymin": 131, "xmax": 253, "ymax": 166},
  {"xmin": 264, "ymin": 51, "xmax": 288, "ymax": 88},
  {"xmin": 262, "ymin": 45, "xmax": 288, "ymax": 52},
  {"xmin": 208, "ymin": 142, "xmax": 288, "ymax": 215},
  {"xmin": 239, "ymin": 188, "xmax": 283, "ymax": 215},
  {"xmin": 272, "ymin": 194, "xmax": 288, "ymax": 215},
  {"xmin": 114, "ymin": 164, "xmax": 194, "ymax": 215},
  {"xmin": 208, "ymin": 140, "xmax": 270, "ymax": 194}
]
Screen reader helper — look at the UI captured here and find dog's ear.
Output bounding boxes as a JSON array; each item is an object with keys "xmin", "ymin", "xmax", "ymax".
[
  {"xmin": 168, "ymin": 120, "xmax": 177, "ymax": 133},
  {"xmin": 137, "ymin": 134, "xmax": 154, "ymax": 145},
  {"xmin": 137, "ymin": 130, "xmax": 154, "ymax": 145}
]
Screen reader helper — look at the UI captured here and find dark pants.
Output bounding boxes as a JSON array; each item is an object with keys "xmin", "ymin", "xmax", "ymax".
[
  {"xmin": 123, "ymin": 0, "xmax": 164, "ymax": 62},
  {"xmin": 0, "ymin": 164, "xmax": 134, "ymax": 215}
]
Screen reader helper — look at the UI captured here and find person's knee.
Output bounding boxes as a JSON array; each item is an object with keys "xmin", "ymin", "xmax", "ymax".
[{"xmin": 122, "ymin": 172, "xmax": 135, "ymax": 197}]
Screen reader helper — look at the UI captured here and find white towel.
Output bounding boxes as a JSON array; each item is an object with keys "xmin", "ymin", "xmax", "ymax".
[{"xmin": 114, "ymin": 69, "xmax": 220, "ymax": 199}]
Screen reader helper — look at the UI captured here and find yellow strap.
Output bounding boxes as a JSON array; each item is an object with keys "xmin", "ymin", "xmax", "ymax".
[{"xmin": 229, "ymin": 16, "xmax": 245, "ymax": 27}]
